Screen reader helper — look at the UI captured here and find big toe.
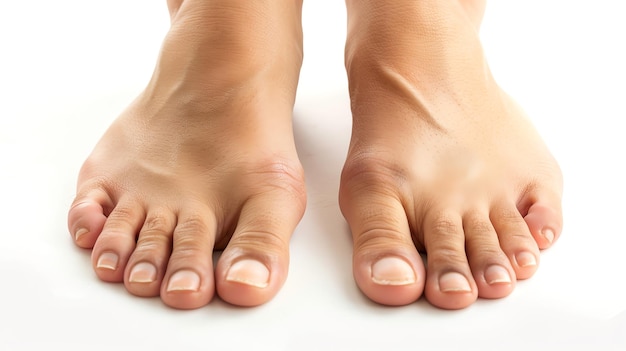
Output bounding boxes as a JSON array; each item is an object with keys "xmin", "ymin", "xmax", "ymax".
[
  {"xmin": 355, "ymin": 252, "xmax": 425, "ymax": 306},
  {"xmin": 339, "ymin": 175, "xmax": 425, "ymax": 306},
  {"xmin": 215, "ymin": 184, "xmax": 306, "ymax": 307}
]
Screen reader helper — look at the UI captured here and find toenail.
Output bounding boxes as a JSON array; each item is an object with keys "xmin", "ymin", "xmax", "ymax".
[
  {"xmin": 167, "ymin": 270, "xmax": 201, "ymax": 292},
  {"xmin": 439, "ymin": 272, "xmax": 472, "ymax": 293},
  {"xmin": 542, "ymin": 228, "xmax": 555, "ymax": 244},
  {"xmin": 96, "ymin": 252, "xmax": 119, "ymax": 270},
  {"xmin": 371, "ymin": 257, "xmax": 416, "ymax": 286},
  {"xmin": 515, "ymin": 252, "xmax": 537, "ymax": 268},
  {"xmin": 226, "ymin": 259, "xmax": 270, "ymax": 288},
  {"xmin": 75, "ymin": 228, "xmax": 88, "ymax": 241},
  {"xmin": 484, "ymin": 265, "xmax": 512, "ymax": 285},
  {"xmin": 129, "ymin": 262, "xmax": 157, "ymax": 283}
]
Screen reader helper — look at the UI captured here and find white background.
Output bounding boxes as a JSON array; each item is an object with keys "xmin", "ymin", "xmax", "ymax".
[{"xmin": 1, "ymin": 1, "xmax": 625, "ymax": 350}]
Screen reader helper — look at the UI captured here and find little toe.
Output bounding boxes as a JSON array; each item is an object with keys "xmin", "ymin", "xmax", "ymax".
[
  {"xmin": 91, "ymin": 199, "xmax": 146, "ymax": 282},
  {"xmin": 491, "ymin": 204, "xmax": 540, "ymax": 279},
  {"xmin": 422, "ymin": 211, "xmax": 477, "ymax": 309},
  {"xmin": 124, "ymin": 209, "xmax": 177, "ymax": 297},
  {"xmin": 339, "ymin": 177, "xmax": 425, "ymax": 306},
  {"xmin": 463, "ymin": 212, "xmax": 516, "ymax": 299},
  {"xmin": 67, "ymin": 188, "xmax": 112, "ymax": 248},
  {"xmin": 522, "ymin": 187, "xmax": 563, "ymax": 250},
  {"xmin": 160, "ymin": 207, "xmax": 216, "ymax": 310},
  {"xmin": 216, "ymin": 182, "xmax": 306, "ymax": 307}
]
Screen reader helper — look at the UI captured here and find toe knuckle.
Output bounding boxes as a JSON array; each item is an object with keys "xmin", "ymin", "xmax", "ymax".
[
  {"xmin": 171, "ymin": 234, "xmax": 208, "ymax": 258},
  {"xmin": 472, "ymin": 244, "xmax": 503, "ymax": 258},
  {"xmin": 137, "ymin": 218, "xmax": 173, "ymax": 251},
  {"xmin": 430, "ymin": 215, "xmax": 460, "ymax": 235},
  {"xmin": 174, "ymin": 215, "xmax": 212, "ymax": 240},
  {"xmin": 107, "ymin": 205, "xmax": 140, "ymax": 224},
  {"xmin": 354, "ymin": 227, "xmax": 410, "ymax": 252},
  {"xmin": 230, "ymin": 229, "xmax": 288, "ymax": 254},
  {"xmin": 466, "ymin": 217, "xmax": 494, "ymax": 235},
  {"xmin": 428, "ymin": 248, "xmax": 468, "ymax": 267},
  {"xmin": 142, "ymin": 212, "xmax": 174, "ymax": 234},
  {"xmin": 494, "ymin": 207, "xmax": 524, "ymax": 224}
]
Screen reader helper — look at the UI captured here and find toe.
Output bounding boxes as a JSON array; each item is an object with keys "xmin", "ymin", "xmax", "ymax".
[
  {"xmin": 422, "ymin": 210, "xmax": 477, "ymax": 309},
  {"xmin": 463, "ymin": 211, "xmax": 516, "ymax": 299},
  {"xmin": 67, "ymin": 188, "xmax": 112, "ymax": 248},
  {"xmin": 124, "ymin": 208, "xmax": 177, "ymax": 297},
  {"xmin": 351, "ymin": 223, "xmax": 425, "ymax": 307},
  {"xmin": 491, "ymin": 203, "xmax": 540, "ymax": 279},
  {"xmin": 215, "ymin": 183, "xmax": 306, "ymax": 307},
  {"xmin": 91, "ymin": 199, "xmax": 146, "ymax": 282},
  {"xmin": 352, "ymin": 229, "xmax": 425, "ymax": 306},
  {"xmin": 522, "ymin": 186, "xmax": 563, "ymax": 250},
  {"xmin": 339, "ymin": 174, "xmax": 425, "ymax": 306},
  {"xmin": 160, "ymin": 206, "xmax": 216, "ymax": 310}
]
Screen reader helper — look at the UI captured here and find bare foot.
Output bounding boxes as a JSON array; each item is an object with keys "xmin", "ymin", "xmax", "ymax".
[
  {"xmin": 67, "ymin": 0, "xmax": 305, "ymax": 309},
  {"xmin": 340, "ymin": 0, "xmax": 563, "ymax": 309}
]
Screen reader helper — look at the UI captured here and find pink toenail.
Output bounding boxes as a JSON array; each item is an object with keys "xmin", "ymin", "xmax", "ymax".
[
  {"xmin": 129, "ymin": 262, "xmax": 157, "ymax": 283},
  {"xmin": 516, "ymin": 252, "xmax": 537, "ymax": 268},
  {"xmin": 439, "ymin": 272, "xmax": 471, "ymax": 292},
  {"xmin": 371, "ymin": 257, "xmax": 416, "ymax": 286},
  {"xmin": 167, "ymin": 270, "xmax": 201, "ymax": 292},
  {"xmin": 75, "ymin": 228, "xmax": 88, "ymax": 241},
  {"xmin": 542, "ymin": 228, "xmax": 555, "ymax": 244},
  {"xmin": 96, "ymin": 252, "xmax": 119, "ymax": 270},
  {"xmin": 226, "ymin": 259, "xmax": 270, "ymax": 288},
  {"xmin": 484, "ymin": 265, "xmax": 512, "ymax": 285}
]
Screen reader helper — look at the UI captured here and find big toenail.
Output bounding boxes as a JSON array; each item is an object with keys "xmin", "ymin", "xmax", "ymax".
[
  {"xmin": 439, "ymin": 272, "xmax": 471, "ymax": 292},
  {"xmin": 75, "ymin": 228, "xmax": 88, "ymax": 241},
  {"xmin": 96, "ymin": 252, "xmax": 119, "ymax": 270},
  {"xmin": 129, "ymin": 262, "xmax": 157, "ymax": 283},
  {"xmin": 542, "ymin": 228, "xmax": 555, "ymax": 244},
  {"xmin": 167, "ymin": 270, "xmax": 200, "ymax": 292},
  {"xmin": 516, "ymin": 252, "xmax": 537, "ymax": 268},
  {"xmin": 371, "ymin": 257, "xmax": 416, "ymax": 286},
  {"xmin": 226, "ymin": 259, "xmax": 270, "ymax": 288},
  {"xmin": 484, "ymin": 265, "xmax": 512, "ymax": 285}
]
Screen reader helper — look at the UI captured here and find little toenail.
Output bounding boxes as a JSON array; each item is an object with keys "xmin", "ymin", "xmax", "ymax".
[
  {"xmin": 226, "ymin": 259, "xmax": 270, "ymax": 288},
  {"xmin": 484, "ymin": 265, "xmax": 512, "ymax": 285},
  {"xmin": 439, "ymin": 272, "xmax": 472, "ymax": 292},
  {"xmin": 96, "ymin": 252, "xmax": 119, "ymax": 270},
  {"xmin": 371, "ymin": 257, "xmax": 416, "ymax": 286},
  {"xmin": 516, "ymin": 252, "xmax": 537, "ymax": 268},
  {"xmin": 129, "ymin": 262, "xmax": 157, "ymax": 283},
  {"xmin": 167, "ymin": 270, "xmax": 201, "ymax": 292},
  {"xmin": 542, "ymin": 228, "xmax": 555, "ymax": 244},
  {"xmin": 75, "ymin": 228, "xmax": 88, "ymax": 241}
]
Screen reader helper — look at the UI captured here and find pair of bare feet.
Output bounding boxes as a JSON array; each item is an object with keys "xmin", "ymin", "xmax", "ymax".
[{"xmin": 67, "ymin": 0, "xmax": 562, "ymax": 310}]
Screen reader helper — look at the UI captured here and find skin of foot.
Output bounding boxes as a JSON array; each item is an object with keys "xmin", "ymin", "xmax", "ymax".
[
  {"xmin": 67, "ymin": 0, "xmax": 306, "ymax": 309},
  {"xmin": 340, "ymin": 0, "xmax": 563, "ymax": 309}
]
